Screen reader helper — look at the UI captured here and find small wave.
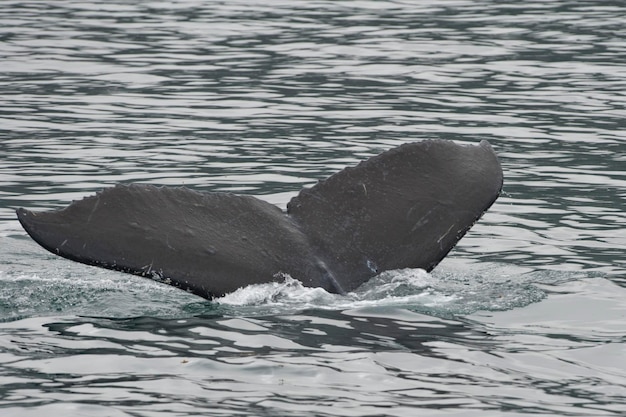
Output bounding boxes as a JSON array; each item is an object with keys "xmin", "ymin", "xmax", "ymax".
[
  {"xmin": 216, "ymin": 266, "xmax": 547, "ymax": 317},
  {"xmin": 0, "ymin": 269, "xmax": 193, "ymax": 321},
  {"xmin": 218, "ymin": 276, "xmax": 340, "ymax": 306},
  {"xmin": 1, "ymin": 262, "xmax": 554, "ymax": 321}
]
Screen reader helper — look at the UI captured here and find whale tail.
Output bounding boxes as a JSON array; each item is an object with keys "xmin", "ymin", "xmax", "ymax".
[{"xmin": 16, "ymin": 140, "xmax": 503, "ymax": 299}]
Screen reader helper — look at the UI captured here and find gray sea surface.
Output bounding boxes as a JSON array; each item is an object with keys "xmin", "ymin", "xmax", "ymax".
[{"xmin": 1, "ymin": 1, "xmax": 625, "ymax": 416}]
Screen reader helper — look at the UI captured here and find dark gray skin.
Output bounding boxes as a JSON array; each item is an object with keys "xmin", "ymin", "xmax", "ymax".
[{"xmin": 16, "ymin": 140, "xmax": 503, "ymax": 299}]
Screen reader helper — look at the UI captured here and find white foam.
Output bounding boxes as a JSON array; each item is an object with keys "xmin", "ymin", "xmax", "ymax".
[
  {"xmin": 215, "ymin": 265, "xmax": 548, "ymax": 316},
  {"xmin": 217, "ymin": 276, "xmax": 339, "ymax": 307},
  {"xmin": 216, "ymin": 270, "xmax": 460, "ymax": 313}
]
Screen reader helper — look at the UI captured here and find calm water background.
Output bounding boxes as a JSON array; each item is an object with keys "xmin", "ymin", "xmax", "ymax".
[{"xmin": 1, "ymin": 1, "xmax": 625, "ymax": 416}]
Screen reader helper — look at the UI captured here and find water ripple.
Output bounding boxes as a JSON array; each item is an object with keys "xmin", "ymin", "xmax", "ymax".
[{"xmin": 1, "ymin": 1, "xmax": 626, "ymax": 415}]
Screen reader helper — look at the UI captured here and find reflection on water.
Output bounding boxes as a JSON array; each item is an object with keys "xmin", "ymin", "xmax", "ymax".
[{"xmin": 1, "ymin": 0, "xmax": 625, "ymax": 415}]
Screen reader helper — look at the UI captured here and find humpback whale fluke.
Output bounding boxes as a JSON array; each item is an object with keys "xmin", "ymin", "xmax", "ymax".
[{"xmin": 16, "ymin": 140, "xmax": 503, "ymax": 299}]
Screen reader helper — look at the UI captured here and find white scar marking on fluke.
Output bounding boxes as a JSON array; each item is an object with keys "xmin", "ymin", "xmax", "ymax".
[
  {"xmin": 366, "ymin": 259, "xmax": 378, "ymax": 273},
  {"xmin": 409, "ymin": 206, "xmax": 434, "ymax": 233},
  {"xmin": 437, "ymin": 224, "xmax": 455, "ymax": 245},
  {"xmin": 87, "ymin": 197, "xmax": 100, "ymax": 223},
  {"xmin": 142, "ymin": 261, "xmax": 154, "ymax": 276}
]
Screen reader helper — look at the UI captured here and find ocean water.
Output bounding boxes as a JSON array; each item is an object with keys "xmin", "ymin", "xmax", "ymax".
[{"xmin": 1, "ymin": 1, "xmax": 625, "ymax": 416}]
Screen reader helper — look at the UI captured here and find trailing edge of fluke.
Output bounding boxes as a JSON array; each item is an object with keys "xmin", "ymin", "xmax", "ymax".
[{"xmin": 16, "ymin": 139, "xmax": 503, "ymax": 299}]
